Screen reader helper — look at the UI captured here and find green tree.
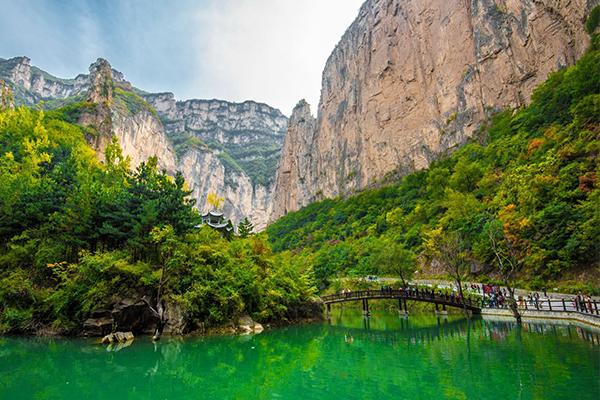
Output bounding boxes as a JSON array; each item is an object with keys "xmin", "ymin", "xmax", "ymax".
[
  {"xmin": 207, "ymin": 192, "xmax": 224, "ymax": 210},
  {"xmin": 238, "ymin": 217, "xmax": 254, "ymax": 238},
  {"xmin": 424, "ymin": 228, "xmax": 471, "ymax": 310},
  {"xmin": 372, "ymin": 240, "xmax": 415, "ymax": 287},
  {"xmin": 485, "ymin": 219, "xmax": 526, "ymax": 323}
]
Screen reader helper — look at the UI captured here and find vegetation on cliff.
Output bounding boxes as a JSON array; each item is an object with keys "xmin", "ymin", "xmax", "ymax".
[
  {"xmin": 0, "ymin": 107, "xmax": 316, "ymax": 334},
  {"xmin": 267, "ymin": 36, "xmax": 600, "ymax": 293}
]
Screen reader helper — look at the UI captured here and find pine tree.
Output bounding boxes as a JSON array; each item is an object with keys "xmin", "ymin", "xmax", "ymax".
[{"xmin": 238, "ymin": 217, "xmax": 254, "ymax": 238}]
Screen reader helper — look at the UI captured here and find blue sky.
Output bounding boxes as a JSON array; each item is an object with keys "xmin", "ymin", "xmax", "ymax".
[{"xmin": 0, "ymin": 0, "xmax": 364, "ymax": 115}]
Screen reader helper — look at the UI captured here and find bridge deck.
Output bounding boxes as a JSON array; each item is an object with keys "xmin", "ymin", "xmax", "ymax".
[
  {"xmin": 321, "ymin": 289, "xmax": 600, "ymax": 319},
  {"xmin": 321, "ymin": 288, "xmax": 481, "ymax": 313}
]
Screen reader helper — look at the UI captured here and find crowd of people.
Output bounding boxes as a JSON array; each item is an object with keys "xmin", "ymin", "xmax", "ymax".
[{"xmin": 575, "ymin": 293, "xmax": 597, "ymax": 314}]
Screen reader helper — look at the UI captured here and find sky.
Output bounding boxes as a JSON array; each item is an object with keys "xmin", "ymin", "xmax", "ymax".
[{"xmin": 0, "ymin": 0, "xmax": 364, "ymax": 115}]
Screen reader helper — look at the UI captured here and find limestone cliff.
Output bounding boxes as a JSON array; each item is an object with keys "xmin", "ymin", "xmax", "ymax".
[
  {"xmin": 270, "ymin": 100, "xmax": 317, "ymax": 218},
  {"xmin": 77, "ymin": 59, "xmax": 178, "ymax": 174},
  {"xmin": 270, "ymin": 0, "xmax": 596, "ymax": 221},
  {"xmin": 0, "ymin": 56, "xmax": 127, "ymax": 106},
  {"xmin": 0, "ymin": 56, "xmax": 287, "ymax": 230},
  {"xmin": 144, "ymin": 93, "xmax": 287, "ymax": 230}
]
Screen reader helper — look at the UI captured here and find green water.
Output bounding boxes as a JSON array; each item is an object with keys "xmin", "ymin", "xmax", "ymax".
[{"xmin": 1, "ymin": 312, "xmax": 599, "ymax": 399}]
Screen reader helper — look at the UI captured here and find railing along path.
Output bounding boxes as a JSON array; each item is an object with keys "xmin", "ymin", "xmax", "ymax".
[{"xmin": 321, "ymin": 288, "xmax": 600, "ymax": 318}]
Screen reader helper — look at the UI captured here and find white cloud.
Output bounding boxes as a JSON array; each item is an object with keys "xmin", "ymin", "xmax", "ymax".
[
  {"xmin": 191, "ymin": 0, "xmax": 363, "ymax": 114},
  {"xmin": 0, "ymin": 0, "xmax": 364, "ymax": 116}
]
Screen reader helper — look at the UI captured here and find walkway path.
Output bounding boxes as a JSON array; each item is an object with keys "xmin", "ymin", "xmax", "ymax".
[{"xmin": 357, "ymin": 277, "xmax": 600, "ymax": 301}]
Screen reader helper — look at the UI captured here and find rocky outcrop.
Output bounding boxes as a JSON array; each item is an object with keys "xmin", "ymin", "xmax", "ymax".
[
  {"xmin": 84, "ymin": 298, "xmax": 158, "ymax": 336},
  {"xmin": 101, "ymin": 331, "xmax": 134, "ymax": 344},
  {"xmin": 87, "ymin": 58, "xmax": 113, "ymax": 104},
  {"xmin": 1, "ymin": 57, "xmax": 287, "ymax": 230},
  {"xmin": 83, "ymin": 310, "xmax": 114, "ymax": 336},
  {"xmin": 271, "ymin": 0, "xmax": 596, "ymax": 220},
  {"xmin": 270, "ymin": 100, "xmax": 317, "ymax": 219},
  {"xmin": 75, "ymin": 59, "xmax": 177, "ymax": 175},
  {"xmin": 144, "ymin": 94, "xmax": 288, "ymax": 230},
  {"xmin": 0, "ymin": 56, "xmax": 129, "ymax": 105},
  {"xmin": 236, "ymin": 315, "xmax": 264, "ymax": 334}
]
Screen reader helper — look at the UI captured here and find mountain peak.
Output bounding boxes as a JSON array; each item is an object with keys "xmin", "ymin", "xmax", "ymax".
[{"xmin": 88, "ymin": 58, "xmax": 114, "ymax": 104}]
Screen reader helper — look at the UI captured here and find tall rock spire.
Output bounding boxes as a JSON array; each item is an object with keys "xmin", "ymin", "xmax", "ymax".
[
  {"xmin": 270, "ymin": 99, "xmax": 316, "ymax": 221},
  {"xmin": 87, "ymin": 58, "xmax": 114, "ymax": 105}
]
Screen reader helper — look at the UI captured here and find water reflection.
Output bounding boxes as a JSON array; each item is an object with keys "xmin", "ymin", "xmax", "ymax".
[
  {"xmin": 1, "ymin": 313, "xmax": 599, "ymax": 400},
  {"xmin": 328, "ymin": 310, "xmax": 600, "ymax": 347}
]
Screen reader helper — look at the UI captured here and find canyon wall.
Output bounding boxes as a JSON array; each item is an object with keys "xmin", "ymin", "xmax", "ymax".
[
  {"xmin": 143, "ymin": 94, "xmax": 287, "ymax": 230},
  {"xmin": 270, "ymin": 0, "xmax": 596, "ymax": 220},
  {"xmin": 0, "ymin": 57, "xmax": 287, "ymax": 230}
]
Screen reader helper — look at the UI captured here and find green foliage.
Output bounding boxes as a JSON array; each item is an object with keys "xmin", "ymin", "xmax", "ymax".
[
  {"xmin": 586, "ymin": 6, "xmax": 600, "ymax": 34},
  {"xmin": 0, "ymin": 106, "xmax": 316, "ymax": 333},
  {"xmin": 238, "ymin": 217, "xmax": 254, "ymax": 238},
  {"xmin": 267, "ymin": 42, "xmax": 600, "ymax": 290},
  {"xmin": 45, "ymin": 100, "xmax": 96, "ymax": 124},
  {"xmin": 113, "ymin": 87, "xmax": 158, "ymax": 117}
]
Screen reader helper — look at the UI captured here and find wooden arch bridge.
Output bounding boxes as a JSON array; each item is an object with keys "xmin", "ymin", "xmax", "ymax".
[{"xmin": 321, "ymin": 288, "xmax": 481, "ymax": 316}]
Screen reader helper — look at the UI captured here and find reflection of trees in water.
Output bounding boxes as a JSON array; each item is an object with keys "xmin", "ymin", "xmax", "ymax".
[
  {"xmin": 329, "ymin": 316, "xmax": 474, "ymax": 346},
  {"xmin": 329, "ymin": 316, "xmax": 600, "ymax": 347}
]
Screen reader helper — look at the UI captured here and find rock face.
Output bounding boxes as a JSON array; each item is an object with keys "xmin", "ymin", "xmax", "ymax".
[
  {"xmin": 111, "ymin": 104, "xmax": 178, "ymax": 174},
  {"xmin": 0, "ymin": 56, "xmax": 125, "ymax": 105},
  {"xmin": 83, "ymin": 299, "xmax": 158, "ymax": 336},
  {"xmin": 236, "ymin": 315, "xmax": 264, "ymax": 334},
  {"xmin": 270, "ymin": 100, "xmax": 317, "ymax": 218},
  {"xmin": 270, "ymin": 0, "xmax": 595, "ymax": 220},
  {"xmin": 0, "ymin": 57, "xmax": 287, "ymax": 229},
  {"xmin": 144, "ymin": 94, "xmax": 288, "ymax": 231}
]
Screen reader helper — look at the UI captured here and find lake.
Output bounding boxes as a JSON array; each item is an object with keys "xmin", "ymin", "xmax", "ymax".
[{"xmin": 1, "ymin": 311, "xmax": 599, "ymax": 399}]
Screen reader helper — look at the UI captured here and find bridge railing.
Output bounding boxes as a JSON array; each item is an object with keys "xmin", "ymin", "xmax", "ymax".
[
  {"xmin": 483, "ymin": 298, "xmax": 600, "ymax": 315},
  {"xmin": 321, "ymin": 288, "xmax": 600, "ymax": 316},
  {"xmin": 321, "ymin": 288, "xmax": 477, "ymax": 308}
]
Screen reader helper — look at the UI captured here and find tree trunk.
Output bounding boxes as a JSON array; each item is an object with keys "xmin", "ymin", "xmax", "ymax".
[
  {"xmin": 505, "ymin": 283, "xmax": 522, "ymax": 324},
  {"xmin": 455, "ymin": 274, "xmax": 468, "ymax": 315},
  {"xmin": 399, "ymin": 272, "xmax": 407, "ymax": 288}
]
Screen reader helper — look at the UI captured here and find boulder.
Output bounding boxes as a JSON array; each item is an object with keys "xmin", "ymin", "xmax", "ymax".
[
  {"xmin": 101, "ymin": 331, "xmax": 134, "ymax": 344},
  {"xmin": 237, "ymin": 315, "xmax": 264, "ymax": 335},
  {"xmin": 163, "ymin": 301, "xmax": 186, "ymax": 335}
]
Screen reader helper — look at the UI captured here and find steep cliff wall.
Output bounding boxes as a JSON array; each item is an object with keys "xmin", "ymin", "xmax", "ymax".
[
  {"xmin": 0, "ymin": 56, "xmax": 128, "ymax": 106},
  {"xmin": 0, "ymin": 56, "xmax": 287, "ymax": 230},
  {"xmin": 270, "ymin": 100, "xmax": 317, "ymax": 218},
  {"xmin": 75, "ymin": 59, "xmax": 178, "ymax": 175},
  {"xmin": 144, "ymin": 93, "xmax": 287, "ymax": 230},
  {"xmin": 270, "ymin": 0, "xmax": 596, "ymax": 221}
]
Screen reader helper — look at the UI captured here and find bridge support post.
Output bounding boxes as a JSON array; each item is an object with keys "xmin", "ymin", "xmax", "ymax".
[
  {"xmin": 362, "ymin": 299, "xmax": 370, "ymax": 316},
  {"xmin": 398, "ymin": 298, "xmax": 403, "ymax": 311},
  {"xmin": 326, "ymin": 303, "xmax": 331, "ymax": 317},
  {"xmin": 435, "ymin": 303, "xmax": 448, "ymax": 315}
]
